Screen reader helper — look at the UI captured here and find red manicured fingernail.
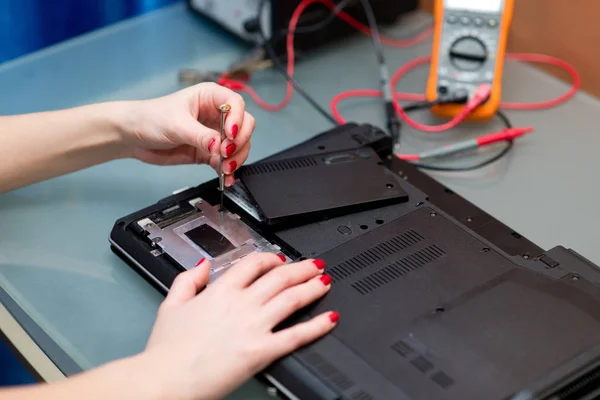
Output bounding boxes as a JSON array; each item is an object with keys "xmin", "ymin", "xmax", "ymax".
[
  {"xmin": 229, "ymin": 160, "xmax": 237, "ymax": 173},
  {"xmin": 195, "ymin": 258, "xmax": 206, "ymax": 267},
  {"xmin": 231, "ymin": 124, "xmax": 238, "ymax": 138},
  {"xmin": 208, "ymin": 138, "xmax": 216, "ymax": 153},
  {"xmin": 277, "ymin": 254, "xmax": 286, "ymax": 262},
  {"xmin": 313, "ymin": 259, "xmax": 326, "ymax": 270},
  {"xmin": 226, "ymin": 143, "xmax": 236, "ymax": 157},
  {"xmin": 320, "ymin": 274, "xmax": 331, "ymax": 286},
  {"xmin": 329, "ymin": 312, "xmax": 340, "ymax": 323}
]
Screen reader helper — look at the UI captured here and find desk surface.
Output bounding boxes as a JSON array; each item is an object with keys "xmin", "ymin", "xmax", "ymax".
[{"xmin": 1, "ymin": 2, "xmax": 599, "ymax": 398}]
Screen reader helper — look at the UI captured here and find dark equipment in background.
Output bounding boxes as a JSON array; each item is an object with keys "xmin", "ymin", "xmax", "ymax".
[{"xmin": 186, "ymin": 0, "xmax": 419, "ymax": 54}]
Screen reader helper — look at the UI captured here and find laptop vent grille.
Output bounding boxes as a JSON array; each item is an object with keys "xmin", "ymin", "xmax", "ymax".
[
  {"xmin": 352, "ymin": 245, "xmax": 445, "ymax": 295},
  {"xmin": 391, "ymin": 340, "xmax": 455, "ymax": 390},
  {"xmin": 391, "ymin": 340, "xmax": 414, "ymax": 358},
  {"xmin": 329, "ymin": 230, "xmax": 424, "ymax": 282},
  {"xmin": 303, "ymin": 351, "xmax": 354, "ymax": 391},
  {"xmin": 431, "ymin": 371, "xmax": 455, "ymax": 389},
  {"xmin": 242, "ymin": 157, "xmax": 318, "ymax": 176},
  {"xmin": 349, "ymin": 390, "xmax": 375, "ymax": 400}
]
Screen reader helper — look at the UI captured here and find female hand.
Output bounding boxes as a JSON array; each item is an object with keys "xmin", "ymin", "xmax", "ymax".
[
  {"xmin": 143, "ymin": 253, "xmax": 338, "ymax": 400},
  {"xmin": 0, "ymin": 82, "xmax": 253, "ymax": 193},
  {"xmin": 124, "ymin": 82, "xmax": 254, "ymax": 186}
]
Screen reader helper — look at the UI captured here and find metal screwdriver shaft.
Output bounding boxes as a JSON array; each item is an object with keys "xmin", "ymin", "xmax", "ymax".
[{"xmin": 217, "ymin": 104, "xmax": 231, "ymax": 212}]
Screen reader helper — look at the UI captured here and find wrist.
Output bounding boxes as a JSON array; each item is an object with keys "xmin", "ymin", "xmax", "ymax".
[
  {"xmin": 90, "ymin": 101, "xmax": 139, "ymax": 160},
  {"xmin": 134, "ymin": 347, "xmax": 220, "ymax": 400},
  {"xmin": 120, "ymin": 352, "xmax": 172, "ymax": 400}
]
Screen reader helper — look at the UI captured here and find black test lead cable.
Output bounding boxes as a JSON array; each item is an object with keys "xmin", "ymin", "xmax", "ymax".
[
  {"xmin": 357, "ymin": 0, "xmax": 401, "ymax": 140},
  {"xmin": 405, "ymin": 108, "xmax": 515, "ymax": 172}
]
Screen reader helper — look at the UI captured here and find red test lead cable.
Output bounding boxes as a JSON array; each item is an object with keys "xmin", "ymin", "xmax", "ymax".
[
  {"xmin": 331, "ymin": 53, "xmax": 581, "ymax": 128},
  {"xmin": 501, "ymin": 53, "xmax": 581, "ymax": 110},
  {"xmin": 394, "ymin": 83, "xmax": 492, "ymax": 133}
]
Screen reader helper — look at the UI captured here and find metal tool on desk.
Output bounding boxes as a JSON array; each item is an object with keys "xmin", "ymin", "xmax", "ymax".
[
  {"xmin": 217, "ymin": 103, "xmax": 231, "ymax": 212},
  {"xmin": 179, "ymin": 48, "xmax": 275, "ymax": 86}
]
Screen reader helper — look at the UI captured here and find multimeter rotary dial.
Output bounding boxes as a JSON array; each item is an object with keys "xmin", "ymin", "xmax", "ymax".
[{"xmin": 448, "ymin": 36, "xmax": 488, "ymax": 71}]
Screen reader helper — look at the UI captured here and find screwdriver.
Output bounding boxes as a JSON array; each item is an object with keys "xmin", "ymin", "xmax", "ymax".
[{"xmin": 217, "ymin": 104, "xmax": 231, "ymax": 212}]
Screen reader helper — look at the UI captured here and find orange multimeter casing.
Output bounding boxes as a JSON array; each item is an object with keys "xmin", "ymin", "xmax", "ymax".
[{"xmin": 426, "ymin": 0, "xmax": 515, "ymax": 121}]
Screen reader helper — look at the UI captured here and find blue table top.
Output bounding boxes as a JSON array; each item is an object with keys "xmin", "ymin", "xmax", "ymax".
[{"xmin": 2, "ymin": 3, "xmax": 600, "ymax": 399}]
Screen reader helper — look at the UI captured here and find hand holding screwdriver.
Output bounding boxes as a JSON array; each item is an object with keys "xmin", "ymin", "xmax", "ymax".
[{"xmin": 125, "ymin": 83, "xmax": 255, "ymax": 189}]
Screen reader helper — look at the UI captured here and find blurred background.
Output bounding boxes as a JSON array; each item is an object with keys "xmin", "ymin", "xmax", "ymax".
[
  {"xmin": 0, "ymin": 0, "xmax": 180, "ymax": 64},
  {"xmin": 0, "ymin": 0, "xmax": 180, "ymax": 387}
]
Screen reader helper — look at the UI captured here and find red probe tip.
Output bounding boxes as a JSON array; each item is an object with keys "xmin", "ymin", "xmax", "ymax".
[
  {"xmin": 501, "ymin": 127, "xmax": 535, "ymax": 140},
  {"xmin": 476, "ymin": 126, "xmax": 534, "ymax": 146}
]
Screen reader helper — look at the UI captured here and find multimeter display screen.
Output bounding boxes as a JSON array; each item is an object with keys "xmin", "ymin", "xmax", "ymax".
[{"xmin": 446, "ymin": 0, "xmax": 502, "ymax": 12}]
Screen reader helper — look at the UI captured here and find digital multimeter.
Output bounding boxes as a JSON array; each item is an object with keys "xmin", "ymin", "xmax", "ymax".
[{"xmin": 426, "ymin": 0, "xmax": 514, "ymax": 120}]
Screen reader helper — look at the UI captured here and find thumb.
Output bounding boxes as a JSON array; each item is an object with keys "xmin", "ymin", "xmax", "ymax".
[{"xmin": 161, "ymin": 259, "xmax": 211, "ymax": 308}]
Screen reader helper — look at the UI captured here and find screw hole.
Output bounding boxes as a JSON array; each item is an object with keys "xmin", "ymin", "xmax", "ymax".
[
  {"xmin": 435, "ymin": 307, "xmax": 445, "ymax": 313},
  {"xmin": 416, "ymin": 202, "xmax": 424, "ymax": 207},
  {"xmin": 425, "ymin": 197, "xmax": 430, "ymax": 201},
  {"xmin": 482, "ymin": 247, "xmax": 491, "ymax": 253},
  {"xmin": 466, "ymin": 217, "xmax": 473, "ymax": 222},
  {"xmin": 511, "ymin": 232, "xmax": 522, "ymax": 239},
  {"xmin": 444, "ymin": 188, "xmax": 454, "ymax": 195},
  {"xmin": 522, "ymin": 254, "xmax": 530, "ymax": 259},
  {"xmin": 376, "ymin": 219, "xmax": 384, "ymax": 225},
  {"xmin": 572, "ymin": 275, "xmax": 580, "ymax": 281},
  {"xmin": 386, "ymin": 183, "xmax": 394, "ymax": 188},
  {"xmin": 430, "ymin": 212, "xmax": 437, "ymax": 217},
  {"xmin": 360, "ymin": 224, "xmax": 369, "ymax": 230}
]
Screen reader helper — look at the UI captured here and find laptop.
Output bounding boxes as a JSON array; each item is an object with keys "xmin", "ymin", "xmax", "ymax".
[{"xmin": 110, "ymin": 122, "xmax": 600, "ymax": 400}]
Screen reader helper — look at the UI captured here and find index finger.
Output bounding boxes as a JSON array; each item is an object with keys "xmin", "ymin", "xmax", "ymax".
[
  {"xmin": 198, "ymin": 82, "xmax": 246, "ymax": 141},
  {"xmin": 215, "ymin": 252, "xmax": 287, "ymax": 289}
]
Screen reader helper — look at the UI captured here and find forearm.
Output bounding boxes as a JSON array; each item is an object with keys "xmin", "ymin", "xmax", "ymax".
[
  {"xmin": 0, "ymin": 102, "xmax": 135, "ymax": 193},
  {"xmin": 0, "ymin": 353, "xmax": 168, "ymax": 400}
]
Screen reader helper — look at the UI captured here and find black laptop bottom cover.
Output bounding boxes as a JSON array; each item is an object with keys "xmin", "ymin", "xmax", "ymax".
[{"xmin": 110, "ymin": 123, "xmax": 600, "ymax": 400}]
